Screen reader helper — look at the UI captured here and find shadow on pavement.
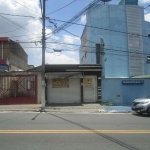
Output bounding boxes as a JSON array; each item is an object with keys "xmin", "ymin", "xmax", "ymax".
[
  {"xmin": 31, "ymin": 112, "xmax": 41, "ymax": 120},
  {"xmin": 46, "ymin": 103, "xmax": 83, "ymax": 107},
  {"xmin": 48, "ymin": 113, "xmax": 142, "ymax": 150},
  {"xmin": 46, "ymin": 102, "xmax": 101, "ymax": 107},
  {"xmin": 132, "ymin": 113, "xmax": 150, "ymax": 118}
]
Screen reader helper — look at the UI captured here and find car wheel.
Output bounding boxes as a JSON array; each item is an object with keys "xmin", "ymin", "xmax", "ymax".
[
  {"xmin": 148, "ymin": 108, "xmax": 150, "ymax": 116},
  {"xmin": 137, "ymin": 112, "xmax": 143, "ymax": 115}
]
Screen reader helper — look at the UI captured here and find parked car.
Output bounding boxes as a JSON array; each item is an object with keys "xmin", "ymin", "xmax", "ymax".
[{"xmin": 132, "ymin": 96, "xmax": 150, "ymax": 116}]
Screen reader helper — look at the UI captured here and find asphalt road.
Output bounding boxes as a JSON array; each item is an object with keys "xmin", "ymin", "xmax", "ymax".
[{"xmin": 0, "ymin": 112, "xmax": 150, "ymax": 150}]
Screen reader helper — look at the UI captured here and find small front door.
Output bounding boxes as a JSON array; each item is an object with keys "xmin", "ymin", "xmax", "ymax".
[{"xmin": 83, "ymin": 76, "xmax": 97, "ymax": 102}]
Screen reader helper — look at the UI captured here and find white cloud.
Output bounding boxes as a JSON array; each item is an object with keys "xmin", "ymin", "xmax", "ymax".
[
  {"xmin": 63, "ymin": 35, "xmax": 80, "ymax": 44},
  {"xmin": 44, "ymin": 53, "xmax": 79, "ymax": 64},
  {"xmin": 81, "ymin": 15, "xmax": 86, "ymax": 24},
  {"xmin": 139, "ymin": 0, "xmax": 150, "ymax": 4},
  {"xmin": 61, "ymin": 35, "xmax": 80, "ymax": 56},
  {"xmin": 0, "ymin": 0, "xmax": 42, "ymax": 55},
  {"xmin": 0, "ymin": 0, "xmax": 80, "ymax": 66},
  {"xmin": 145, "ymin": 13, "xmax": 150, "ymax": 22}
]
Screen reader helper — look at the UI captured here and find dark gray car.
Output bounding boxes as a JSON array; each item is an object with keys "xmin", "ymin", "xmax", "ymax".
[{"xmin": 132, "ymin": 96, "xmax": 150, "ymax": 116}]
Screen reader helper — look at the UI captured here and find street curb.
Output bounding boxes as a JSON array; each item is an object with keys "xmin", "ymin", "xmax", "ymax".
[
  {"xmin": 104, "ymin": 110, "xmax": 132, "ymax": 113},
  {"xmin": 0, "ymin": 109, "xmax": 132, "ymax": 114}
]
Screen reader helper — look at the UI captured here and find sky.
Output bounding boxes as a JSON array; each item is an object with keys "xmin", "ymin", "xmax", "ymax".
[{"xmin": 0, "ymin": 0, "xmax": 150, "ymax": 67}]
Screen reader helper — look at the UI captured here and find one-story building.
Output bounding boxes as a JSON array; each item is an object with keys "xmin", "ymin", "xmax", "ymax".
[
  {"xmin": 0, "ymin": 64, "xmax": 102, "ymax": 105},
  {"xmin": 1, "ymin": 64, "xmax": 150, "ymax": 105},
  {"xmin": 30, "ymin": 64, "xmax": 102, "ymax": 104}
]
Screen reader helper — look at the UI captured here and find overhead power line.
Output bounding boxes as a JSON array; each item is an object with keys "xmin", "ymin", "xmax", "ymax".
[
  {"xmin": 105, "ymin": 52, "xmax": 148, "ymax": 59},
  {"xmin": 14, "ymin": 41, "xmax": 150, "ymax": 56},
  {"xmin": 46, "ymin": 0, "xmax": 77, "ymax": 15},
  {"xmin": 0, "ymin": 15, "xmax": 29, "ymax": 32},
  {"xmin": 0, "ymin": 20, "xmax": 37, "ymax": 35},
  {"xmin": 0, "ymin": 15, "xmax": 40, "ymax": 37},
  {"xmin": 49, "ymin": 0, "xmax": 102, "ymax": 35},
  {"xmin": 144, "ymin": 4, "xmax": 150, "ymax": 9},
  {"xmin": 49, "ymin": 18, "xmax": 149, "ymax": 38},
  {"xmin": 62, "ymin": 29, "xmax": 144, "ymax": 52},
  {"xmin": 2, "ymin": 12, "xmax": 149, "ymax": 40},
  {"xmin": 0, "ymin": 13, "xmax": 42, "ymax": 41},
  {"xmin": 0, "ymin": 13, "xmax": 38, "ymax": 18},
  {"xmin": 2, "ymin": 45, "xmax": 149, "ymax": 58},
  {"xmin": 12, "ymin": 41, "xmax": 95, "ymax": 48},
  {"xmin": 39, "ymin": 0, "xmax": 43, "ymax": 16},
  {"xmin": 63, "ymin": 29, "xmax": 97, "ymax": 44},
  {"xmin": 103, "ymin": 48, "xmax": 150, "ymax": 56},
  {"xmin": 12, "ymin": 0, "xmax": 40, "ymax": 14}
]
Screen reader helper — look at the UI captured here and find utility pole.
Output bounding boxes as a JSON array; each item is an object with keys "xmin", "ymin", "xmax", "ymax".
[
  {"xmin": 96, "ymin": 43, "xmax": 101, "ymax": 102},
  {"xmin": 96, "ymin": 39, "xmax": 105, "ymax": 102},
  {"xmin": 96, "ymin": 44, "xmax": 100, "ymax": 64},
  {"xmin": 41, "ymin": 0, "xmax": 46, "ymax": 111},
  {"xmin": 100, "ymin": 38, "xmax": 105, "ymax": 77}
]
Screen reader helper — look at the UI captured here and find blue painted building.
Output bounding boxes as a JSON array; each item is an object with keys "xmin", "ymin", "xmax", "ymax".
[
  {"xmin": 80, "ymin": 0, "xmax": 150, "ymax": 105},
  {"xmin": 102, "ymin": 78, "xmax": 150, "ymax": 105}
]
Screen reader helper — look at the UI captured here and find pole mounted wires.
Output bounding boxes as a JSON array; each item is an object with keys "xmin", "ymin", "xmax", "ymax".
[
  {"xmin": 46, "ymin": 0, "xmax": 77, "ymax": 15},
  {"xmin": 47, "ymin": 0, "xmax": 103, "ymax": 36},
  {"xmin": 144, "ymin": 4, "xmax": 150, "ymax": 9}
]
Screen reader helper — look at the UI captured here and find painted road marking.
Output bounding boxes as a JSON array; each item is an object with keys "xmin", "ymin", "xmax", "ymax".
[{"xmin": 0, "ymin": 130, "xmax": 150, "ymax": 134}]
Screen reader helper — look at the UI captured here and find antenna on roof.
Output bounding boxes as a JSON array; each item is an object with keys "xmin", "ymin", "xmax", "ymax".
[{"xmin": 100, "ymin": 0, "xmax": 111, "ymax": 4}]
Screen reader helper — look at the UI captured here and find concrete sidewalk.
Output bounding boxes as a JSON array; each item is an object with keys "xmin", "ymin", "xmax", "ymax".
[
  {"xmin": 103, "ymin": 106, "xmax": 131, "ymax": 113},
  {"xmin": 0, "ymin": 103, "xmax": 105, "ymax": 114},
  {"xmin": 0, "ymin": 103, "xmax": 132, "ymax": 114},
  {"xmin": 0, "ymin": 104, "xmax": 41, "ymax": 112}
]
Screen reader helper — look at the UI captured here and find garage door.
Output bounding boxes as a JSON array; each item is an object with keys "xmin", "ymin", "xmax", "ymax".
[{"xmin": 47, "ymin": 78, "xmax": 81, "ymax": 103}]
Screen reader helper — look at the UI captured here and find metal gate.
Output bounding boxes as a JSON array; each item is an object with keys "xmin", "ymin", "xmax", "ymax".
[{"xmin": 0, "ymin": 75, "xmax": 37, "ymax": 105}]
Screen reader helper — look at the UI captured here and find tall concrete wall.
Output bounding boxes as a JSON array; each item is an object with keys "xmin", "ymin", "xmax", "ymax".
[
  {"xmin": 81, "ymin": 5, "xmax": 129, "ymax": 77},
  {"xmin": 0, "ymin": 42, "xmax": 9, "ymax": 59},
  {"xmin": 0, "ymin": 40, "xmax": 29, "ymax": 71},
  {"xmin": 9, "ymin": 53, "xmax": 29, "ymax": 71},
  {"xmin": 102, "ymin": 78, "xmax": 150, "ymax": 105},
  {"xmin": 143, "ymin": 21, "xmax": 150, "ymax": 75},
  {"xmin": 80, "ymin": 4, "xmax": 150, "ymax": 77},
  {"xmin": 9, "ymin": 40, "xmax": 27, "ymax": 63}
]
